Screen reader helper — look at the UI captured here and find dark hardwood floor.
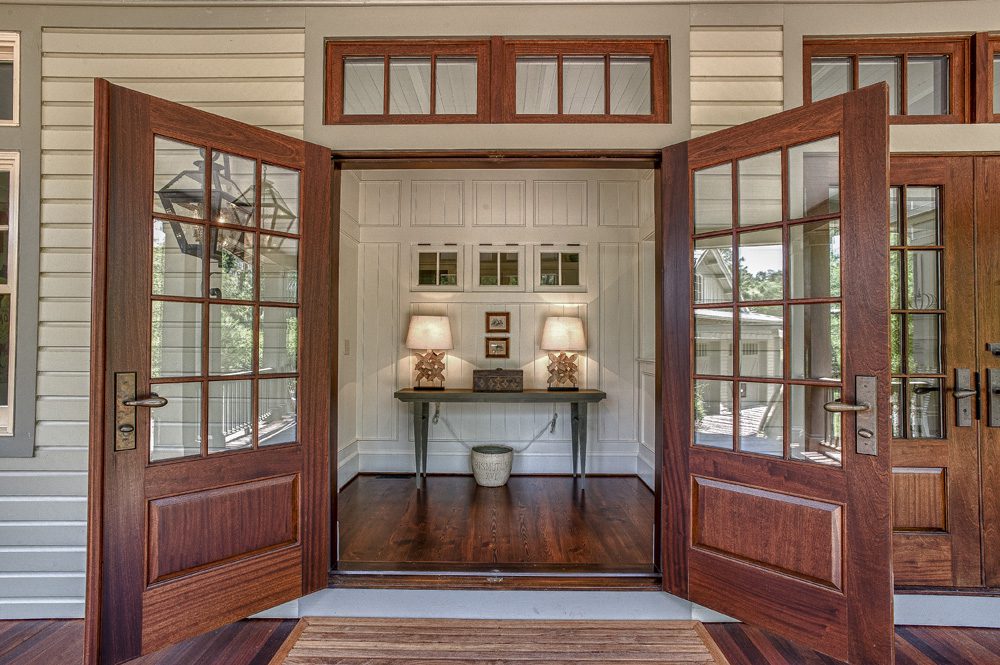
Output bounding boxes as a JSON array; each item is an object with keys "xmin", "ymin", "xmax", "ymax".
[
  {"xmin": 337, "ymin": 474, "xmax": 655, "ymax": 571},
  {"xmin": 4, "ymin": 619, "xmax": 1000, "ymax": 664}
]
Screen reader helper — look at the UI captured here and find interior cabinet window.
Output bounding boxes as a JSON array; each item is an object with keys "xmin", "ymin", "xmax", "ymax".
[
  {"xmin": 0, "ymin": 34, "xmax": 17, "ymax": 125},
  {"xmin": 327, "ymin": 40, "xmax": 490, "ymax": 124},
  {"xmin": 0, "ymin": 155, "xmax": 17, "ymax": 436},
  {"xmin": 474, "ymin": 245, "xmax": 525, "ymax": 291},
  {"xmin": 504, "ymin": 39, "xmax": 667, "ymax": 122},
  {"xmin": 535, "ymin": 245, "xmax": 585, "ymax": 292},
  {"xmin": 411, "ymin": 245, "xmax": 463, "ymax": 291},
  {"xmin": 803, "ymin": 37, "xmax": 968, "ymax": 123}
]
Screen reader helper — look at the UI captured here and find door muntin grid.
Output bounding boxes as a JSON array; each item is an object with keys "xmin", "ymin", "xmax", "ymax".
[
  {"xmin": 149, "ymin": 135, "xmax": 302, "ymax": 463},
  {"xmin": 691, "ymin": 135, "xmax": 845, "ymax": 466},
  {"xmin": 889, "ymin": 184, "xmax": 944, "ymax": 440}
]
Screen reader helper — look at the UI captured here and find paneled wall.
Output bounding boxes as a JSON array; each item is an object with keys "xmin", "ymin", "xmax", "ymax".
[
  {"xmin": 0, "ymin": 26, "xmax": 305, "ymax": 620},
  {"xmin": 343, "ymin": 168, "xmax": 655, "ymax": 477}
]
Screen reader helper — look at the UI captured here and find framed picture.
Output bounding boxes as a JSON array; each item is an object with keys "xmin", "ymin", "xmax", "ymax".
[
  {"xmin": 485, "ymin": 337, "xmax": 510, "ymax": 359},
  {"xmin": 485, "ymin": 311, "xmax": 510, "ymax": 333}
]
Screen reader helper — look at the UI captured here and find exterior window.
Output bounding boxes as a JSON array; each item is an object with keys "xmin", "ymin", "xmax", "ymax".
[
  {"xmin": 0, "ymin": 33, "xmax": 18, "ymax": 125},
  {"xmin": 804, "ymin": 37, "xmax": 969, "ymax": 123},
  {"xmin": 410, "ymin": 245, "xmax": 463, "ymax": 292},
  {"xmin": 473, "ymin": 245, "xmax": 525, "ymax": 292},
  {"xmin": 0, "ymin": 154, "xmax": 18, "ymax": 436},
  {"xmin": 502, "ymin": 39, "xmax": 667, "ymax": 122},
  {"xmin": 534, "ymin": 245, "xmax": 586, "ymax": 292},
  {"xmin": 325, "ymin": 37, "xmax": 669, "ymax": 125},
  {"xmin": 326, "ymin": 40, "xmax": 491, "ymax": 124}
]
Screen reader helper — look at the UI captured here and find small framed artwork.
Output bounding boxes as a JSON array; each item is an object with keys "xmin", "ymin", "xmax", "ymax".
[
  {"xmin": 485, "ymin": 337, "xmax": 510, "ymax": 359},
  {"xmin": 485, "ymin": 311, "xmax": 510, "ymax": 333}
]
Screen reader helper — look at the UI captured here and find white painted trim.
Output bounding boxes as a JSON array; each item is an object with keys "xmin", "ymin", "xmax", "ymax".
[
  {"xmin": 337, "ymin": 439, "xmax": 360, "ymax": 489},
  {"xmin": 894, "ymin": 594, "xmax": 1000, "ymax": 628},
  {"xmin": 637, "ymin": 442, "xmax": 654, "ymax": 490}
]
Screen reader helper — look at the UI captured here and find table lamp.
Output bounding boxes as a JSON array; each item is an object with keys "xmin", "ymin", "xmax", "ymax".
[
  {"xmin": 540, "ymin": 316, "xmax": 586, "ymax": 391},
  {"xmin": 405, "ymin": 315, "xmax": 453, "ymax": 390}
]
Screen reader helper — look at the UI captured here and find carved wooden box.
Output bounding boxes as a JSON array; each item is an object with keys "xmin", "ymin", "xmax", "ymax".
[{"xmin": 472, "ymin": 369, "xmax": 523, "ymax": 393}]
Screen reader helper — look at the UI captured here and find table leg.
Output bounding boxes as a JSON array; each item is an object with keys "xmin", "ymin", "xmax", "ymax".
[
  {"xmin": 420, "ymin": 402, "xmax": 430, "ymax": 481},
  {"xmin": 579, "ymin": 402, "xmax": 588, "ymax": 490},
  {"xmin": 412, "ymin": 403, "xmax": 423, "ymax": 486},
  {"xmin": 570, "ymin": 402, "xmax": 580, "ymax": 478}
]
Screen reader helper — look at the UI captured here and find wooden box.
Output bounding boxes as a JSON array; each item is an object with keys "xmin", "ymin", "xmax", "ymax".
[{"xmin": 473, "ymin": 369, "xmax": 523, "ymax": 393}]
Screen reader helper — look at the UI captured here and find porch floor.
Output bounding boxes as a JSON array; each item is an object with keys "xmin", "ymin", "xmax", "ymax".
[{"xmin": 337, "ymin": 474, "xmax": 654, "ymax": 573}]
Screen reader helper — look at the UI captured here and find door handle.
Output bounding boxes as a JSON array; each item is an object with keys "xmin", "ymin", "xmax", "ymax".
[
  {"xmin": 123, "ymin": 394, "xmax": 168, "ymax": 408},
  {"xmin": 824, "ymin": 376, "xmax": 878, "ymax": 455},
  {"xmin": 953, "ymin": 389, "xmax": 978, "ymax": 400}
]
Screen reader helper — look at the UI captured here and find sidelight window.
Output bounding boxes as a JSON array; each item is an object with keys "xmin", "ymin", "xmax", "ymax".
[
  {"xmin": 0, "ymin": 154, "xmax": 18, "ymax": 437},
  {"xmin": 0, "ymin": 33, "xmax": 17, "ymax": 125}
]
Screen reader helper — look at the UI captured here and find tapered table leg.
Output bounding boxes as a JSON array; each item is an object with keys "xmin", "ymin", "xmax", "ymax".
[
  {"xmin": 412, "ymin": 403, "xmax": 422, "ymax": 486},
  {"xmin": 570, "ymin": 402, "xmax": 580, "ymax": 477},
  {"xmin": 420, "ymin": 402, "xmax": 430, "ymax": 482},
  {"xmin": 578, "ymin": 402, "xmax": 588, "ymax": 490}
]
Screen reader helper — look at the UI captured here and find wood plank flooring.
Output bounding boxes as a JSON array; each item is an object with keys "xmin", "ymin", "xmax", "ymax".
[
  {"xmin": 337, "ymin": 475, "xmax": 655, "ymax": 570},
  {"xmin": 271, "ymin": 618, "xmax": 727, "ymax": 664},
  {"xmin": 4, "ymin": 619, "xmax": 1000, "ymax": 664}
]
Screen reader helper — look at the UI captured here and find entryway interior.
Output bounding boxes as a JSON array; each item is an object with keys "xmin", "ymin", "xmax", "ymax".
[{"xmin": 334, "ymin": 162, "xmax": 659, "ymax": 575}]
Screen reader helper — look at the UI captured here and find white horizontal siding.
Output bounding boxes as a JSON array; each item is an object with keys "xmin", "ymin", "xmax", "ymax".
[
  {"xmin": 0, "ymin": 27, "xmax": 305, "ymax": 619},
  {"xmin": 690, "ymin": 26, "xmax": 784, "ymax": 137}
]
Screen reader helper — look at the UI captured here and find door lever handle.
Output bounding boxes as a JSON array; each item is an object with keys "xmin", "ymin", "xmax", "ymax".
[
  {"xmin": 823, "ymin": 400, "xmax": 871, "ymax": 413},
  {"xmin": 123, "ymin": 394, "xmax": 168, "ymax": 408},
  {"xmin": 952, "ymin": 389, "xmax": 977, "ymax": 400}
]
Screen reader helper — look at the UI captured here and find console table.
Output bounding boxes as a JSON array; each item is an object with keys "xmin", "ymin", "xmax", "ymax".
[{"xmin": 393, "ymin": 388, "xmax": 607, "ymax": 488}]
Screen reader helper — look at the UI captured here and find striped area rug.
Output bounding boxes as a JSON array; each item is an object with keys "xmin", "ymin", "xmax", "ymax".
[{"xmin": 270, "ymin": 618, "xmax": 730, "ymax": 664}]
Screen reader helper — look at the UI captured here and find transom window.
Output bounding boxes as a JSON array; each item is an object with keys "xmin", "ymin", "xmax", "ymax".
[
  {"xmin": 473, "ymin": 244, "xmax": 524, "ymax": 291},
  {"xmin": 888, "ymin": 185, "xmax": 944, "ymax": 439},
  {"xmin": 325, "ymin": 37, "xmax": 669, "ymax": 125},
  {"xmin": 150, "ymin": 136, "xmax": 302, "ymax": 462},
  {"xmin": 534, "ymin": 245, "xmax": 586, "ymax": 292},
  {"xmin": 804, "ymin": 37, "xmax": 969, "ymax": 123},
  {"xmin": 326, "ymin": 40, "xmax": 491, "ymax": 124},
  {"xmin": 691, "ymin": 135, "xmax": 844, "ymax": 466},
  {"xmin": 411, "ymin": 245, "xmax": 463, "ymax": 291},
  {"xmin": 0, "ymin": 33, "xmax": 18, "ymax": 125}
]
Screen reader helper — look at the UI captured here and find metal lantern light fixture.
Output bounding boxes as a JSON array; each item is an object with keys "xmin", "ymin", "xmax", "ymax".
[
  {"xmin": 540, "ymin": 316, "xmax": 587, "ymax": 391},
  {"xmin": 405, "ymin": 315, "xmax": 454, "ymax": 390}
]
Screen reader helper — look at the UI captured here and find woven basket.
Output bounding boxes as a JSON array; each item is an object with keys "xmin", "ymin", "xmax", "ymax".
[{"xmin": 471, "ymin": 445, "xmax": 514, "ymax": 487}]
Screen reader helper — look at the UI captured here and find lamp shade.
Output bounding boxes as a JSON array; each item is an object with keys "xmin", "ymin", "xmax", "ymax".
[
  {"xmin": 405, "ymin": 315, "xmax": 453, "ymax": 350},
  {"xmin": 540, "ymin": 316, "xmax": 586, "ymax": 351}
]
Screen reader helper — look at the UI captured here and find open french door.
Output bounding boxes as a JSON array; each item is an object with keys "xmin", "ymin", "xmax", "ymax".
[
  {"xmin": 85, "ymin": 81, "xmax": 336, "ymax": 665},
  {"xmin": 659, "ymin": 84, "xmax": 892, "ymax": 663}
]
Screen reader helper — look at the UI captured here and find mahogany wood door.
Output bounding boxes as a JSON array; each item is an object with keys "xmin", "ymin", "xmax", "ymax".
[
  {"xmin": 888, "ymin": 156, "xmax": 982, "ymax": 588},
  {"xmin": 85, "ymin": 80, "xmax": 336, "ymax": 665},
  {"xmin": 659, "ymin": 84, "xmax": 893, "ymax": 664}
]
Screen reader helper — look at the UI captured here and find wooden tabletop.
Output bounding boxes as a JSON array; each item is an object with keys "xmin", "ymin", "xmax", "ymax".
[{"xmin": 394, "ymin": 388, "xmax": 607, "ymax": 403}]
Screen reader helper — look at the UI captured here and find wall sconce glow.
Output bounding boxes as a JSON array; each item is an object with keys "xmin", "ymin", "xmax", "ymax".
[
  {"xmin": 405, "ymin": 315, "xmax": 454, "ymax": 390},
  {"xmin": 540, "ymin": 316, "xmax": 586, "ymax": 391}
]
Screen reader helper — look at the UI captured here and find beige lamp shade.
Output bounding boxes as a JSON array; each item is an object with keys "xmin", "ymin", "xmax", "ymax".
[
  {"xmin": 540, "ymin": 316, "xmax": 586, "ymax": 351},
  {"xmin": 405, "ymin": 315, "xmax": 454, "ymax": 350}
]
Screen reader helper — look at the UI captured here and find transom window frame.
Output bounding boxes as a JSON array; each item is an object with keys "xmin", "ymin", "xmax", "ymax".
[
  {"xmin": 325, "ymin": 39, "xmax": 492, "ymax": 125},
  {"xmin": 803, "ymin": 36, "xmax": 970, "ymax": 124},
  {"xmin": 0, "ymin": 32, "xmax": 19, "ymax": 126},
  {"xmin": 410, "ymin": 243, "xmax": 464, "ymax": 292},
  {"xmin": 471, "ymin": 243, "xmax": 526, "ymax": 293},
  {"xmin": 974, "ymin": 33, "xmax": 1000, "ymax": 122},
  {"xmin": 534, "ymin": 244, "xmax": 587, "ymax": 293},
  {"xmin": 498, "ymin": 38, "xmax": 668, "ymax": 123}
]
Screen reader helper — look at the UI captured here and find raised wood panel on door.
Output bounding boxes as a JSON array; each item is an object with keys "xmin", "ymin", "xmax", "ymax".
[
  {"xmin": 85, "ymin": 81, "xmax": 334, "ymax": 665},
  {"xmin": 890, "ymin": 156, "xmax": 981, "ymax": 588},
  {"xmin": 977, "ymin": 156, "xmax": 1000, "ymax": 588}
]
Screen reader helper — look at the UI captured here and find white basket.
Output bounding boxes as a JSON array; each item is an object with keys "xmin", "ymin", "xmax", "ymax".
[{"xmin": 471, "ymin": 445, "xmax": 514, "ymax": 487}]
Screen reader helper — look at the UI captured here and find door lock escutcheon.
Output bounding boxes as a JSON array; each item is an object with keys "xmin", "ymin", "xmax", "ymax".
[
  {"xmin": 988, "ymin": 368, "xmax": 1000, "ymax": 428},
  {"xmin": 114, "ymin": 372, "xmax": 138, "ymax": 451},
  {"xmin": 952, "ymin": 368, "xmax": 976, "ymax": 427},
  {"xmin": 823, "ymin": 375, "xmax": 878, "ymax": 456}
]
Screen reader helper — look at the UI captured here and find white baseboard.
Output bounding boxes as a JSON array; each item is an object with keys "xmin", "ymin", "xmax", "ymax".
[
  {"xmin": 0, "ymin": 599, "xmax": 84, "ymax": 620},
  {"xmin": 637, "ymin": 444, "xmax": 655, "ymax": 491},
  {"xmin": 337, "ymin": 440, "xmax": 359, "ymax": 489}
]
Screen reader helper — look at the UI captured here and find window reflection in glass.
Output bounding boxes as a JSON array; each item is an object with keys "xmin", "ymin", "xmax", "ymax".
[
  {"xmin": 540, "ymin": 252, "xmax": 559, "ymax": 286},
  {"xmin": 344, "ymin": 57, "xmax": 385, "ymax": 115},
  {"xmin": 210, "ymin": 151, "xmax": 255, "ymax": 226},
  {"xmin": 209, "ymin": 228, "xmax": 254, "ymax": 301},
  {"xmin": 261, "ymin": 164, "xmax": 300, "ymax": 234},
  {"xmin": 738, "ymin": 228, "xmax": 783, "ymax": 302},
  {"xmin": 516, "ymin": 56, "xmax": 558, "ymax": 114},
  {"xmin": 389, "ymin": 57, "xmax": 431, "ymax": 115},
  {"xmin": 209, "ymin": 304, "xmax": 254, "ymax": 375},
  {"xmin": 789, "ymin": 303, "xmax": 841, "ymax": 381},
  {"xmin": 859, "ymin": 56, "xmax": 901, "ymax": 115},
  {"xmin": 906, "ymin": 313, "xmax": 941, "ymax": 374},
  {"xmin": 418, "ymin": 252, "xmax": 438, "ymax": 286},
  {"xmin": 259, "ymin": 377, "xmax": 297, "ymax": 447},
  {"xmin": 905, "ymin": 186, "xmax": 939, "ymax": 246},
  {"xmin": 788, "ymin": 219, "xmax": 840, "ymax": 299},
  {"xmin": 259, "ymin": 234, "xmax": 298, "ymax": 303},
  {"xmin": 436, "ymin": 57, "xmax": 477, "ymax": 115},
  {"xmin": 694, "ymin": 163, "xmax": 732, "ymax": 233},
  {"xmin": 906, "ymin": 250, "xmax": 940, "ymax": 310},
  {"xmin": 208, "ymin": 380, "xmax": 253, "ymax": 454},
  {"xmin": 149, "ymin": 382, "xmax": 202, "ymax": 462},
  {"xmin": 789, "ymin": 384, "xmax": 842, "ymax": 465},
  {"xmin": 890, "ymin": 377, "xmax": 904, "ymax": 438},
  {"xmin": 151, "ymin": 300, "xmax": 202, "ymax": 378},
  {"xmin": 890, "ymin": 313, "xmax": 903, "ymax": 374},
  {"xmin": 889, "ymin": 186, "xmax": 901, "ymax": 245},
  {"xmin": 907, "ymin": 56, "xmax": 949, "ymax": 116},
  {"xmin": 561, "ymin": 253, "xmax": 580, "ymax": 286},
  {"xmin": 153, "ymin": 220, "xmax": 203, "ymax": 298},
  {"xmin": 694, "ymin": 236, "xmax": 733, "ymax": 304},
  {"xmin": 738, "ymin": 306, "xmax": 783, "ymax": 378},
  {"xmin": 562, "ymin": 56, "xmax": 605, "ymax": 115},
  {"xmin": 438, "ymin": 252, "xmax": 458, "ymax": 285},
  {"xmin": 259, "ymin": 307, "xmax": 298, "ymax": 374},
  {"xmin": 0, "ymin": 61, "xmax": 12, "ymax": 122},
  {"xmin": 153, "ymin": 136, "xmax": 206, "ymax": 220},
  {"xmin": 788, "ymin": 136, "xmax": 840, "ymax": 219},
  {"xmin": 694, "ymin": 379, "xmax": 734, "ymax": 449},
  {"xmin": 811, "ymin": 57, "xmax": 851, "ymax": 101},
  {"xmin": 738, "ymin": 382, "xmax": 783, "ymax": 457},
  {"xmin": 695, "ymin": 309, "xmax": 733, "ymax": 376},
  {"xmin": 907, "ymin": 378, "xmax": 942, "ymax": 438},
  {"xmin": 610, "ymin": 56, "xmax": 651, "ymax": 115},
  {"xmin": 738, "ymin": 151, "xmax": 782, "ymax": 227}
]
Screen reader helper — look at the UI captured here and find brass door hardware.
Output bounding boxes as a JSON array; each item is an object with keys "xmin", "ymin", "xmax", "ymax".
[
  {"xmin": 115, "ymin": 372, "xmax": 169, "ymax": 452},
  {"xmin": 824, "ymin": 375, "xmax": 878, "ymax": 455}
]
